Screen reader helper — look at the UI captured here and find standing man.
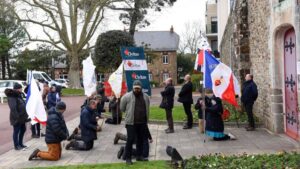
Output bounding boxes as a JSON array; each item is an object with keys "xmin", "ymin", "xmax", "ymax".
[
  {"xmin": 5, "ymin": 83, "xmax": 29, "ymax": 150},
  {"xmin": 120, "ymin": 80, "xmax": 150, "ymax": 165},
  {"xmin": 28, "ymin": 102, "xmax": 68, "ymax": 161},
  {"xmin": 241, "ymin": 74, "xmax": 258, "ymax": 131},
  {"xmin": 65, "ymin": 99, "xmax": 100, "ymax": 151},
  {"xmin": 178, "ymin": 74, "xmax": 194, "ymax": 129},
  {"xmin": 160, "ymin": 78, "xmax": 175, "ymax": 133}
]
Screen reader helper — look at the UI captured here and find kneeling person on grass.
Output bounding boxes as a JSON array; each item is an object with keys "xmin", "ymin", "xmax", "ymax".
[{"xmin": 29, "ymin": 102, "xmax": 69, "ymax": 161}]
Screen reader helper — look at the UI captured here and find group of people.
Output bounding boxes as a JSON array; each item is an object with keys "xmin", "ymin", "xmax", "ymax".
[
  {"xmin": 159, "ymin": 73, "xmax": 258, "ymax": 141},
  {"xmin": 5, "ymin": 72, "xmax": 258, "ymax": 165},
  {"xmin": 5, "ymin": 80, "xmax": 62, "ymax": 151}
]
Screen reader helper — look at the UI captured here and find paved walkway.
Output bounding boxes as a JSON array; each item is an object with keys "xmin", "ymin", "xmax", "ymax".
[{"xmin": 0, "ymin": 117, "xmax": 299, "ymax": 169}]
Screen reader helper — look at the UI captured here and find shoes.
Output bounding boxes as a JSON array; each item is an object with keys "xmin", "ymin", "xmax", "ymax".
[
  {"xmin": 20, "ymin": 145, "xmax": 28, "ymax": 149},
  {"xmin": 126, "ymin": 159, "xmax": 133, "ymax": 165},
  {"xmin": 246, "ymin": 127, "xmax": 255, "ymax": 131},
  {"xmin": 28, "ymin": 149, "xmax": 40, "ymax": 161},
  {"xmin": 165, "ymin": 129, "xmax": 174, "ymax": 134},
  {"xmin": 117, "ymin": 146, "xmax": 125, "ymax": 159},
  {"xmin": 14, "ymin": 146, "xmax": 23, "ymax": 151},
  {"xmin": 136, "ymin": 157, "xmax": 148, "ymax": 161},
  {"xmin": 65, "ymin": 140, "xmax": 76, "ymax": 150},
  {"xmin": 228, "ymin": 133, "xmax": 237, "ymax": 140},
  {"xmin": 183, "ymin": 125, "xmax": 192, "ymax": 129},
  {"xmin": 41, "ymin": 133, "xmax": 46, "ymax": 137}
]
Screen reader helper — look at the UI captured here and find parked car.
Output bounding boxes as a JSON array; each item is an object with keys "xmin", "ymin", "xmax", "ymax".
[
  {"xmin": 55, "ymin": 79, "xmax": 69, "ymax": 88},
  {"xmin": 0, "ymin": 80, "xmax": 27, "ymax": 99},
  {"xmin": 31, "ymin": 71, "xmax": 63, "ymax": 87}
]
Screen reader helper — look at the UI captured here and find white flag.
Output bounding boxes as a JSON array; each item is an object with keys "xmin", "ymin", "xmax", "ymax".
[
  {"xmin": 108, "ymin": 62, "xmax": 124, "ymax": 98},
  {"xmin": 82, "ymin": 56, "xmax": 97, "ymax": 97},
  {"xmin": 26, "ymin": 71, "xmax": 47, "ymax": 125}
]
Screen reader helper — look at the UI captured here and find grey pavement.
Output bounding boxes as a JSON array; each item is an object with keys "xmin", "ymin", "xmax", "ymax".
[{"xmin": 0, "ymin": 117, "xmax": 299, "ymax": 169}]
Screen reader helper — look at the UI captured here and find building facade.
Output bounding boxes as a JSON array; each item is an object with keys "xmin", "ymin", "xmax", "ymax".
[
  {"xmin": 206, "ymin": 0, "xmax": 218, "ymax": 53},
  {"xmin": 219, "ymin": 0, "xmax": 300, "ymax": 141},
  {"xmin": 134, "ymin": 27, "xmax": 179, "ymax": 86}
]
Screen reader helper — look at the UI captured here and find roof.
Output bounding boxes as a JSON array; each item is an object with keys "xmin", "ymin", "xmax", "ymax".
[{"xmin": 134, "ymin": 31, "xmax": 180, "ymax": 51}]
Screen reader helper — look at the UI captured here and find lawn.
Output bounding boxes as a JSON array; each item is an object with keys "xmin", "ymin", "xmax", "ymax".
[
  {"xmin": 32, "ymin": 161, "xmax": 171, "ymax": 169},
  {"xmin": 185, "ymin": 152, "xmax": 300, "ymax": 169},
  {"xmin": 149, "ymin": 105, "xmax": 251, "ymax": 123},
  {"xmin": 62, "ymin": 88, "xmax": 84, "ymax": 96},
  {"xmin": 103, "ymin": 105, "xmax": 251, "ymax": 123}
]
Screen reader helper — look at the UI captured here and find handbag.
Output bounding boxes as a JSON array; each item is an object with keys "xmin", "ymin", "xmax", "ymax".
[{"xmin": 159, "ymin": 97, "xmax": 168, "ymax": 109}]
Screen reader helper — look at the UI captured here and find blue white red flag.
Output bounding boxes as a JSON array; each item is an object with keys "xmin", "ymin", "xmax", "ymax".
[
  {"xmin": 26, "ymin": 71, "xmax": 47, "ymax": 125},
  {"xmin": 202, "ymin": 51, "xmax": 240, "ymax": 106}
]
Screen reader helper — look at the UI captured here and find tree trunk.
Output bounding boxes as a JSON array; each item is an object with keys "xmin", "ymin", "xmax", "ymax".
[
  {"xmin": 68, "ymin": 50, "xmax": 81, "ymax": 88},
  {"xmin": 6, "ymin": 53, "xmax": 11, "ymax": 79},
  {"xmin": 1, "ymin": 54, "xmax": 5, "ymax": 79},
  {"xmin": 129, "ymin": 0, "xmax": 141, "ymax": 35}
]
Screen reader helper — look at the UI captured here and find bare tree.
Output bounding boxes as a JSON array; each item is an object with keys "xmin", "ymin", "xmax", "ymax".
[
  {"xmin": 179, "ymin": 21, "xmax": 203, "ymax": 55},
  {"xmin": 12, "ymin": 0, "xmax": 119, "ymax": 88}
]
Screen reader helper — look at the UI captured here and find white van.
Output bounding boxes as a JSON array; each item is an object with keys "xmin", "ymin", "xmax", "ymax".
[{"xmin": 31, "ymin": 71, "xmax": 63, "ymax": 86}]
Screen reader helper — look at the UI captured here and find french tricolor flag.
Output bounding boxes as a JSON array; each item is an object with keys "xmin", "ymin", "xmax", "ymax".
[
  {"xmin": 202, "ymin": 51, "xmax": 240, "ymax": 106},
  {"xmin": 26, "ymin": 71, "xmax": 47, "ymax": 125},
  {"xmin": 194, "ymin": 49, "xmax": 204, "ymax": 71}
]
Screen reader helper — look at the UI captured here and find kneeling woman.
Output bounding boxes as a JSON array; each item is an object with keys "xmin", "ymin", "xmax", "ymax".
[{"xmin": 204, "ymin": 94, "xmax": 236, "ymax": 141}]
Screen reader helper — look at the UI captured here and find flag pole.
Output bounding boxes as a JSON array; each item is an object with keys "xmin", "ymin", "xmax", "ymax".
[{"xmin": 200, "ymin": 80, "xmax": 206, "ymax": 143}]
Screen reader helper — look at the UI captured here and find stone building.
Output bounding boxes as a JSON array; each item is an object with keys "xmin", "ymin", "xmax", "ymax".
[
  {"xmin": 219, "ymin": 0, "xmax": 300, "ymax": 141},
  {"xmin": 134, "ymin": 27, "xmax": 179, "ymax": 86}
]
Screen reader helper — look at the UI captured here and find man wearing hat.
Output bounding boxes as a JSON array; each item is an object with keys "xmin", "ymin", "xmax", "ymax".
[
  {"xmin": 28, "ymin": 102, "xmax": 69, "ymax": 161},
  {"xmin": 5, "ymin": 83, "xmax": 29, "ymax": 150},
  {"xmin": 120, "ymin": 80, "xmax": 150, "ymax": 165}
]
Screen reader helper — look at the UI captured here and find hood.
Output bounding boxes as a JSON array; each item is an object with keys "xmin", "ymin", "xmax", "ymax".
[{"xmin": 4, "ymin": 89, "xmax": 20, "ymax": 97}]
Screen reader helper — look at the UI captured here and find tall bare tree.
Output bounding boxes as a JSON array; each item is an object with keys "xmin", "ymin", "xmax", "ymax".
[
  {"xmin": 179, "ymin": 21, "xmax": 203, "ymax": 55},
  {"xmin": 12, "ymin": 0, "xmax": 119, "ymax": 88},
  {"xmin": 109, "ymin": 0, "xmax": 176, "ymax": 35}
]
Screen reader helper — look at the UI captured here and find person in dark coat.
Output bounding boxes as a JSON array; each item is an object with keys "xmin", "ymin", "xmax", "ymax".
[
  {"xmin": 5, "ymin": 84, "xmax": 29, "ymax": 150},
  {"xmin": 200, "ymin": 92, "xmax": 236, "ymax": 141},
  {"xmin": 194, "ymin": 89, "xmax": 210, "ymax": 134},
  {"xmin": 28, "ymin": 102, "xmax": 68, "ymax": 161},
  {"xmin": 96, "ymin": 83, "xmax": 108, "ymax": 115},
  {"xmin": 47, "ymin": 86, "xmax": 59, "ymax": 109},
  {"xmin": 241, "ymin": 74, "xmax": 258, "ymax": 131},
  {"xmin": 106, "ymin": 94, "xmax": 122, "ymax": 124},
  {"xmin": 66, "ymin": 99, "xmax": 100, "ymax": 151},
  {"xmin": 178, "ymin": 74, "xmax": 194, "ymax": 129},
  {"xmin": 160, "ymin": 78, "xmax": 175, "ymax": 133}
]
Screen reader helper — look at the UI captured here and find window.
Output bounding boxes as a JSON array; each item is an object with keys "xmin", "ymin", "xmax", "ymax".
[
  {"xmin": 211, "ymin": 17, "xmax": 218, "ymax": 33},
  {"xmin": 163, "ymin": 73, "xmax": 169, "ymax": 82},
  {"xmin": 162, "ymin": 55, "xmax": 169, "ymax": 64},
  {"xmin": 146, "ymin": 55, "xmax": 152, "ymax": 64},
  {"xmin": 211, "ymin": 40, "xmax": 218, "ymax": 52},
  {"xmin": 149, "ymin": 73, "xmax": 153, "ymax": 81}
]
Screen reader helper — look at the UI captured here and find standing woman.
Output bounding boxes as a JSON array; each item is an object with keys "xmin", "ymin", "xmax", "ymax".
[
  {"xmin": 160, "ymin": 78, "xmax": 175, "ymax": 133},
  {"xmin": 5, "ymin": 83, "xmax": 29, "ymax": 150}
]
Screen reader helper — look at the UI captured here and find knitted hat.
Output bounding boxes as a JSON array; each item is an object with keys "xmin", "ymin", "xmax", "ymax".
[
  {"xmin": 133, "ymin": 80, "xmax": 142, "ymax": 89},
  {"xmin": 56, "ymin": 102, "xmax": 66, "ymax": 110},
  {"xmin": 13, "ymin": 83, "xmax": 22, "ymax": 90}
]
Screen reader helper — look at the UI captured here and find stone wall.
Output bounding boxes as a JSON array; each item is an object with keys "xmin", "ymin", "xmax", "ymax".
[{"xmin": 248, "ymin": 0, "xmax": 272, "ymax": 129}]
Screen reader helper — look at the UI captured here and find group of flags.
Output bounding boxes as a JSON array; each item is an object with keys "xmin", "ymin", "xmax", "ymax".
[{"xmin": 194, "ymin": 36, "xmax": 240, "ymax": 106}]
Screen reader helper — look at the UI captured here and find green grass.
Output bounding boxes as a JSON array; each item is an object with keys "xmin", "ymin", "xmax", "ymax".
[
  {"xmin": 62, "ymin": 88, "xmax": 84, "ymax": 96},
  {"xmin": 32, "ymin": 160, "xmax": 171, "ymax": 169},
  {"xmin": 185, "ymin": 152, "xmax": 300, "ymax": 169}
]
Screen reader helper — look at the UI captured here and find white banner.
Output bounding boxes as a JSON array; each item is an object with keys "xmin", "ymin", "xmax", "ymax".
[
  {"xmin": 108, "ymin": 62, "xmax": 124, "ymax": 98},
  {"xmin": 123, "ymin": 60, "xmax": 148, "ymax": 71},
  {"xmin": 82, "ymin": 56, "xmax": 97, "ymax": 97}
]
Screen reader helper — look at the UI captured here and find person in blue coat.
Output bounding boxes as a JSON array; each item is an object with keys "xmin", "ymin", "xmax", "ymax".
[
  {"xmin": 47, "ymin": 86, "xmax": 59, "ymax": 109},
  {"xmin": 66, "ymin": 99, "xmax": 100, "ymax": 150},
  {"xmin": 241, "ymin": 74, "xmax": 258, "ymax": 131}
]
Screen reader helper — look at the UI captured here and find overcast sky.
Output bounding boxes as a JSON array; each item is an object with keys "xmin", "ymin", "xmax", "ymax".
[{"xmin": 26, "ymin": 0, "xmax": 206, "ymax": 49}]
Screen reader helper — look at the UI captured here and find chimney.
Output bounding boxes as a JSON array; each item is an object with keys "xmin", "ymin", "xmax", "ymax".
[{"xmin": 170, "ymin": 25, "xmax": 174, "ymax": 33}]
